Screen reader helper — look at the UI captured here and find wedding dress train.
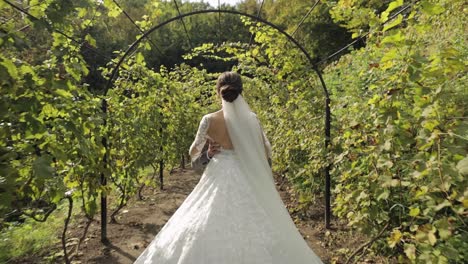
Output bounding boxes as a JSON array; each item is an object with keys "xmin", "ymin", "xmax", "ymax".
[{"xmin": 134, "ymin": 96, "xmax": 323, "ymax": 264}]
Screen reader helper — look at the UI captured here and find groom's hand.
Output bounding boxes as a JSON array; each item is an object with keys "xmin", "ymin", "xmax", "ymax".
[{"xmin": 207, "ymin": 140, "xmax": 221, "ymax": 158}]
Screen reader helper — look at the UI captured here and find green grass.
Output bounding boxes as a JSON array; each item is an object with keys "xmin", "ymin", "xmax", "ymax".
[
  {"xmin": 0, "ymin": 200, "xmax": 77, "ymax": 263},
  {"xmin": 0, "ymin": 167, "xmax": 161, "ymax": 263}
]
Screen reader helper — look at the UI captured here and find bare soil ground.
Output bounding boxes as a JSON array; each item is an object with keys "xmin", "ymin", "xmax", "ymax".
[{"xmin": 13, "ymin": 168, "xmax": 385, "ymax": 264}]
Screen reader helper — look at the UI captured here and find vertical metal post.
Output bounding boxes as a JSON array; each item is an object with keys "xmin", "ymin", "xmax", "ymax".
[
  {"xmin": 159, "ymin": 127, "xmax": 164, "ymax": 190},
  {"xmin": 100, "ymin": 98, "xmax": 109, "ymax": 244},
  {"xmin": 314, "ymin": 68, "xmax": 332, "ymax": 229},
  {"xmin": 159, "ymin": 158, "xmax": 164, "ymax": 190},
  {"xmin": 324, "ymin": 97, "xmax": 331, "ymax": 229},
  {"xmin": 181, "ymin": 154, "xmax": 186, "ymax": 169}
]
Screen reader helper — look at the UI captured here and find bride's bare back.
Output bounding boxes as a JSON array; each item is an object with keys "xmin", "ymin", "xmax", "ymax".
[
  {"xmin": 206, "ymin": 110, "xmax": 234, "ymax": 150},
  {"xmin": 204, "ymin": 110, "xmax": 271, "ymax": 161},
  {"xmin": 189, "ymin": 108, "xmax": 272, "ymax": 162}
]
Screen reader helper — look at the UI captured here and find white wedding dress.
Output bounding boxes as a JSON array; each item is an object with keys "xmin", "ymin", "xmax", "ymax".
[{"xmin": 134, "ymin": 95, "xmax": 322, "ymax": 264}]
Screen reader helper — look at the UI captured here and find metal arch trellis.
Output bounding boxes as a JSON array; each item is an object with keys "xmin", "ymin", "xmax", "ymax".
[
  {"xmin": 3, "ymin": 0, "xmax": 112, "ymax": 61},
  {"xmin": 104, "ymin": 9, "xmax": 330, "ymax": 97},
  {"xmin": 172, "ymin": 0, "xmax": 194, "ymax": 49},
  {"xmin": 111, "ymin": 0, "xmax": 164, "ymax": 56},
  {"xmin": 318, "ymin": 2, "xmax": 414, "ymax": 65},
  {"xmin": 102, "ymin": 9, "xmax": 333, "ymax": 242},
  {"xmin": 290, "ymin": 0, "xmax": 321, "ymax": 38}
]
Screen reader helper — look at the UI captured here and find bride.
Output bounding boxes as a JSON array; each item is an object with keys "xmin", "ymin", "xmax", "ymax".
[{"xmin": 134, "ymin": 72, "xmax": 323, "ymax": 264}]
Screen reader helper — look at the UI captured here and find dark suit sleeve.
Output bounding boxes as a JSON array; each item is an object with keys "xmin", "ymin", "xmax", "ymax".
[{"xmin": 191, "ymin": 142, "xmax": 210, "ymax": 173}]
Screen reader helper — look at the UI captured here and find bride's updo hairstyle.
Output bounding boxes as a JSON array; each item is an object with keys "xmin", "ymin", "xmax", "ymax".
[{"xmin": 216, "ymin": 71, "xmax": 243, "ymax": 103}]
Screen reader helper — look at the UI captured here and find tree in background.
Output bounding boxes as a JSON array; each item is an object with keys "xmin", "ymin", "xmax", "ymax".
[{"xmin": 262, "ymin": 0, "xmax": 351, "ymax": 60}]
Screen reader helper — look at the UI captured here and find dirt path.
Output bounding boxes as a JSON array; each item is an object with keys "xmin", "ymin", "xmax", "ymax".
[{"xmin": 25, "ymin": 168, "xmax": 373, "ymax": 263}]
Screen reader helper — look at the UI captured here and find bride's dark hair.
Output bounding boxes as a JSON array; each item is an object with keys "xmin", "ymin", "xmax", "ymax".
[{"xmin": 216, "ymin": 71, "xmax": 243, "ymax": 103}]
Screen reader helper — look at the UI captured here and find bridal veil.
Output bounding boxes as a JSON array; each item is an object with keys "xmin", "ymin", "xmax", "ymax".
[{"xmin": 222, "ymin": 95, "xmax": 322, "ymax": 263}]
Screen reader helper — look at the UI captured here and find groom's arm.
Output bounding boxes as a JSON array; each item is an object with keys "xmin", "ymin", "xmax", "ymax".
[
  {"xmin": 193, "ymin": 149, "xmax": 271, "ymax": 167},
  {"xmin": 192, "ymin": 146, "xmax": 270, "ymax": 171},
  {"xmin": 192, "ymin": 149, "xmax": 211, "ymax": 167},
  {"xmin": 191, "ymin": 142, "xmax": 211, "ymax": 172}
]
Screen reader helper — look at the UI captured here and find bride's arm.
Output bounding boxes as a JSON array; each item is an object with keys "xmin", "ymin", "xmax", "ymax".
[{"xmin": 189, "ymin": 115, "xmax": 210, "ymax": 162}]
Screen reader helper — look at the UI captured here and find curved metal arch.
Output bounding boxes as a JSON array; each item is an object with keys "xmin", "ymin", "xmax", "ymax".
[
  {"xmin": 105, "ymin": 9, "xmax": 332, "ymax": 229},
  {"xmin": 105, "ymin": 9, "xmax": 329, "ymax": 98}
]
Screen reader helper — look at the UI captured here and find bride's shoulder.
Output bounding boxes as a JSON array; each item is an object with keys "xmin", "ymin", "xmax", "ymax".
[
  {"xmin": 203, "ymin": 113, "xmax": 211, "ymax": 118},
  {"xmin": 200, "ymin": 112, "xmax": 216, "ymax": 123},
  {"xmin": 205, "ymin": 110, "xmax": 222, "ymax": 118},
  {"xmin": 203, "ymin": 110, "xmax": 255, "ymax": 119}
]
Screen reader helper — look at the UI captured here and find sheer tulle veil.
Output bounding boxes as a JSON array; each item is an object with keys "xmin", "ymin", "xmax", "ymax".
[{"xmin": 222, "ymin": 95, "xmax": 322, "ymax": 263}]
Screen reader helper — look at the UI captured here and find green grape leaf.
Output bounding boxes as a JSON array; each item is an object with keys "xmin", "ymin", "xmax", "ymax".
[
  {"xmin": 33, "ymin": 155, "xmax": 54, "ymax": 179},
  {"xmin": 0, "ymin": 57, "xmax": 18, "ymax": 79},
  {"xmin": 383, "ymin": 14, "xmax": 403, "ymax": 32},
  {"xmin": 420, "ymin": 1, "xmax": 445, "ymax": 15},
  {"xmin": 456, "ymin": 156, "xmax": 468, "ymax": 175}
]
